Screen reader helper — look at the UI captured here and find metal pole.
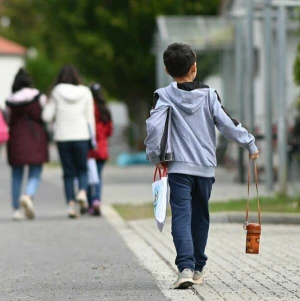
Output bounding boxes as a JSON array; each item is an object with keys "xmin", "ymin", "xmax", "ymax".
[
  {"xmin": 222, "ymin": 48, "xmax": 232, "ymax": 109},
  {"xmin": 246, "ymin": 0, "xmax": 256, "ymax": 183},
  {"xmin": 156, "ymin": 42, "xmax": 165, "ymax": 89},
  {"xmin": 235, "ymin": 18, "xmax": 245, "ymax": 183},
  {"xmin": 246, "ymin": 0, "xmax": 255, "ymax": 134},
  {"xmin": 264, "ymin": 0, "xmax": 273, "ymax": 191},
  {"xmin": 156, "ymin": 50, "xmax": 162, "ymax": 89},
  {"xmin": 277, "ymin": 5, "xmax": 288, "ymax": 195}
]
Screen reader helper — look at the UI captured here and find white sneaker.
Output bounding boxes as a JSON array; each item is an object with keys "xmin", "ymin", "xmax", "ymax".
[
  {"xmin": 67, "ymin": 202, "xmax": 78, "ymax": 218},
  {"xmin": 12, "ymin": 209, "xmax": 24, "ymax": 221},
  {"xmin": 193, "ymin": 269, "xmax": 205, "ymax": 284},
  {"xmin": 76, "ymin": 190, "xmax": 88, "ymax": 214},
  {"xmin": 174, "ymin": 268, "xmax": 194, "ymax": 289},
  {"xmin": 20, "ymin": 195, "xmax": 35, "ymax": 219}
]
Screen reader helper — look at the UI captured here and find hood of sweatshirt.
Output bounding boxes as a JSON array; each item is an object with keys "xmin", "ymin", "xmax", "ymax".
[
  {"xmin": 165, "ymin": 81, "xmax": 210, "ymax": 115},
  {"xmin": 52, "ymin": 83, "xmax": 89, "ymax": 103},
  {"xmin": 6, "ymin": 88, "xmax": 40, "ymax": 104}
]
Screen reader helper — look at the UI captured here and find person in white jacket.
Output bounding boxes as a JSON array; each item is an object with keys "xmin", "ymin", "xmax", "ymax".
[{"xmin": 42, "ymin": 65, "xmax": 95, "ymax": 218}]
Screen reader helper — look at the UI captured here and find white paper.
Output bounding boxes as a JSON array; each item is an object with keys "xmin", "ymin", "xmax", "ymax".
[{"xmin": 87, "ymin": 158, "xmax": 99, "ymax": 185}]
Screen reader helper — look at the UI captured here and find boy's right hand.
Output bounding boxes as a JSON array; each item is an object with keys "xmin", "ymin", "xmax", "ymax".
[
  {"xmin": 156, "ymin": 163, "xmax": 166, "ymax": 169},
  {"xmin": 249, "ymin": 151, "xmax": 259, "ymax": 160}
]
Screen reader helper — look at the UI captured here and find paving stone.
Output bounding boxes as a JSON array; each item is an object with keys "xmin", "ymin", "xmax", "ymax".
[{"xmin": 130, "ymin": 219, "xmax": 300, "ymax": 301}]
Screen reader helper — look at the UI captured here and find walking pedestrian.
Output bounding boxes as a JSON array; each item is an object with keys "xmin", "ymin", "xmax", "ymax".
[
  {"xmin": 87, "ymin": 83, "xmax": 113, "ymax": 216},
  {"xmin": 42, "ymin": 65, "xmax": 95, "ymax": 218},
  {"xmin": 6, "ymin": 68, "xmax": 49, "ymax": 220},
  {"xmin": 144, "ymin": 43, "xmax": 259, "ymax": 289}
]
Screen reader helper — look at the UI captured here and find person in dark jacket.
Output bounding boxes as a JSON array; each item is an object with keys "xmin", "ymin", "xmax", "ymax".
[
  {"xmin": 87, "ymin": 83, "xmax": 113, "ymax": 216},
  {"xmin": 6, "ymin": 68, "xmax": 49, "ymax": 220}
]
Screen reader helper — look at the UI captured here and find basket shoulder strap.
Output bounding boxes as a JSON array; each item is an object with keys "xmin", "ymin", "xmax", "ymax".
[{"xmin": 245, "ymin": 159, "xmax": 261, "ymax": 225}]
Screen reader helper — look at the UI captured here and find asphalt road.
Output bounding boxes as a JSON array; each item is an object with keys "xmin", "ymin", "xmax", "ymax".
[{"xmin": 0, "ymin": 161, "xmax": 168, "ymax": 301}]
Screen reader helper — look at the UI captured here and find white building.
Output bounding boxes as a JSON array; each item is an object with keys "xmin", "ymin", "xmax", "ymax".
[
  {"xmin": 221, "ymin": 0, "xmax": 300, "ymax": 130},
  {"xmin": 0, "ymin": 36, "xmax": 26, "ymax": 108},
  {"xmin": 221, "ymin": 0, "xmax": 300, "ymax": 182}
]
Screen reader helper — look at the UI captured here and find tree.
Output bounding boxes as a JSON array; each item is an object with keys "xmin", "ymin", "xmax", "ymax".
[
  {"xmin": 0, "ymin": 0, "xmax": 221, "ymax": 147},
  {"xmin": 294, "ymin": 43, "xmax": 300, "ymax": 86}
]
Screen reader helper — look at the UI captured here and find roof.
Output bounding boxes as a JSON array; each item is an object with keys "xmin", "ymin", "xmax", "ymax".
[{"xmin": 0, "ymin": 36, "xmax": 26, "ymax": 55}]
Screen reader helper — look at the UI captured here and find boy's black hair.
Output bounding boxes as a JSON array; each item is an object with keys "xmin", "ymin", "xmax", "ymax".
[
  {"xmin": 12, "ymin": 68, "xmax": 33, "ymax": 93},
  {"xmin": 163, "ymin": 43, "xmax": 196, "ymax": 78}
]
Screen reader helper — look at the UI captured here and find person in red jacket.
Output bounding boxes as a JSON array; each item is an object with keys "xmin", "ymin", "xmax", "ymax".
[{"xmin": 88, "ymin": 83, "xmax": 113, "ymax": 215}]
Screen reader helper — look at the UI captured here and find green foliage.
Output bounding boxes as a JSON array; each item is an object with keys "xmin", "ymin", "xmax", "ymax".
[
  {"xmin": 294, "ymin": 43, "xmax": 300, "ymax": 86},
  {"xmin": 196, "ymin": 51, "xmax": 220, "ymax": 82},
  {"xmin": 0, "ymin": 0, "xmax": 44, "ymax": 47},
  {"xmin": 25, "ymin": 55, "xmax": 60, "ymax": 94},
  {"xmin": 0, "ymin": 0, "xmax": 221, "ymax": 115},
  {"xmin": 113, "ymin": 195, "xmax": 300, "ymax": 220}
]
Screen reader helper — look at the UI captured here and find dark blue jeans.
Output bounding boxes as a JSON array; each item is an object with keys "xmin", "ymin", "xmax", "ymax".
[
  {"xmin": 168, "ymin": 173, "xmax": 214, "ymax": 272},
  {"xmin": 87, "ymin": 160, "xmax": 105, "ymax": 207},
  {"xmin": 57, "ymin": 140, "xmax": 89, "ymax": 203}
]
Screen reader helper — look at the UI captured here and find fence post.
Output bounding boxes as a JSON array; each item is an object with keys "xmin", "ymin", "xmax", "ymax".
[
  {"xmin": 277, "ymin": 5, "xmax": 288, "ymax": 195},
  {"xmin": 264, "ymin": 0, "xmax": 274, "ymax": 191}
]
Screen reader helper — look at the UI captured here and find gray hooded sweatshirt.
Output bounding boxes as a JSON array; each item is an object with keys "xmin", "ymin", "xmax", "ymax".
[{"xmin": 145, "ymin": 82, "xmax": 258, "ymax": 177}]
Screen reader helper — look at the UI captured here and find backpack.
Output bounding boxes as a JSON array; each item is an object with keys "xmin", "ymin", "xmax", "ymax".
[{"xmin": 0, "ymin": 110, "xmax": 9, "ymax": 144}]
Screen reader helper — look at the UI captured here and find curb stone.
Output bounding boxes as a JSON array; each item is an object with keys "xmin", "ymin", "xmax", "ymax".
[{"xmin": 102, "ymin": 204, "xmax": 202, "ymax": 300}]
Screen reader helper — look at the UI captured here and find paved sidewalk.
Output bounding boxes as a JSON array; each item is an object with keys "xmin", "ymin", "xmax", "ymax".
[
  {"xmin": 43, "ymin": 163, "xmax": 300, "ymax": 205},
  {"xmin": 129, "ymin": 218, "xmax": 300, "ymax": 301}
]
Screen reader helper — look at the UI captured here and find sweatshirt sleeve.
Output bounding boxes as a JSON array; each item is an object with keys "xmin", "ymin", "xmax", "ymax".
[
  {"xmin": 42, "ymin": 95, "xmax": 56, "ymax": 123},
  {"xmin": 144, "ymin": 104, "xmax": 169, "ymax": 165},
  {"xmin": 210, "ymin": 89, "xmax": 258, "ymax": 155}
]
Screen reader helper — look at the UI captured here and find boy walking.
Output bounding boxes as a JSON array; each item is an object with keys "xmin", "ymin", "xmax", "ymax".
[{"xmin": 144, "ymin": 43, "xmax": 259, "ymax": 289}]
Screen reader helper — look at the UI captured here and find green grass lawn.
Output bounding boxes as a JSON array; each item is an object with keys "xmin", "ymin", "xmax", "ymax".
[{"xmin": 112, "ymin": 196, "xmax": 300, "ymax": 221}]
